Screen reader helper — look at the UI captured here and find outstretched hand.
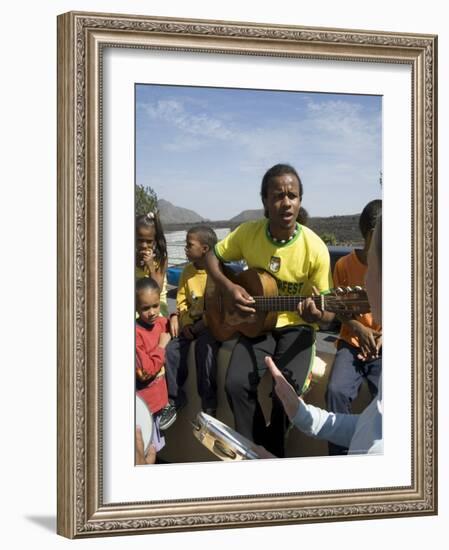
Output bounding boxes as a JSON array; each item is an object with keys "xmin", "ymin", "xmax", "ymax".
[{"xmin": 264, "ymin": 356, "xmax": 300, "ymax": 420}]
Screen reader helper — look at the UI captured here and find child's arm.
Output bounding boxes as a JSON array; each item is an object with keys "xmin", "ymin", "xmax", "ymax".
[
  {"xmin": 266, "ymin": 356, "xmax": 358, "ymax": 449},
  {"xmin": 136, "ymin": 330, "xmax": 168, "ymax": 380},
  {"xmin": 150, "ymin": 257, "xmax": 167, "ymax": 290},
  {"xmin": 176, "ymin": 267, "xmax": 196, "ymax": 330},
  {"xmin": 333, "ymin": 258, "xmax": 381, "ymax": 358},
  {"xmin": 349, "ymin": 321, "xmax": 382, "ymax": 359},
  {"xmin": 139, "ymin": 249, "xmax": 167, "ymax": 289},
  {"xmin": 169, "ymin": 313, "xmax": 179, "ymax": 338},
  {"xmin": 176, "ymin": 271, "xmax": 207, "ymax": 339}
]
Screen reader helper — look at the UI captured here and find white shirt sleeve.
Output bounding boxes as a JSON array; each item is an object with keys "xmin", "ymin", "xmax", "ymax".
[{"xmin": 291, "ymin": 399, "xmax": 360, "ymax": 449}]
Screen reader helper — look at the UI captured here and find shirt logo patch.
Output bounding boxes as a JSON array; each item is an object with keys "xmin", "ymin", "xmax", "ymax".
[{"xmin": 269, "ymin": 256, "xmax": 281, "ymax": 273}]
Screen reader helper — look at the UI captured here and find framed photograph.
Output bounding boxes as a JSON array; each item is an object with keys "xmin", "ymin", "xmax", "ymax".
[{"xmin": 57, "ymin": 11, "xmax": 437, "ymax": 538}]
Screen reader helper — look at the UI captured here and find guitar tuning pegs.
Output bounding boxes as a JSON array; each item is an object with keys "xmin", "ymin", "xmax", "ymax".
[{"xmin": 334, "ymin": 287, "xmax": 345, "ymax": 295}]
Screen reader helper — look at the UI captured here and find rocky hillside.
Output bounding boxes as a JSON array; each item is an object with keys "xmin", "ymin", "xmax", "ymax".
[
  {"xmin": 229, "ymin": 209, "xmax": 264, "ymax": 222},
  {"xmin": 158, "ymin": 199, "xmax": 206, "ymax": 224}
]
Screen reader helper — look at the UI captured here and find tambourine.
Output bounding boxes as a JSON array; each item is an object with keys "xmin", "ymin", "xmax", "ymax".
[
  {"xmin": 136, "ymin": 395, "xmax": 154, "ymax": 454},
  {"xmin": 192, "ymin": 412, "xmax": 261, "ymax": 461}
]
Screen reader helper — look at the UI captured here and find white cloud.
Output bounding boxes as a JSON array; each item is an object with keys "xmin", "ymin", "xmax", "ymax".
[
  {"xmin": 140, "ymin": 95, "xmax": 380, "ymax": 166},
  {"xmin": 164, "ymin": 136, "xmax": 204, "ymax": 152},
  {"xmin": 303, "ymin": 98, "xmax": 381, "ymax": 155},
  {"xmin": 141, "ymin": 99, "xmax": 234, "ymax": 145},
  {"xmin": 137, "ymin": 93, "xmax": 382, "ymax": 216}
]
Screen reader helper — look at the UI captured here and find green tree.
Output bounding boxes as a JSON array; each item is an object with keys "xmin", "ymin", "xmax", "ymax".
[
  {"xmin": 136, "ymin": 185, "xmax": 158, "ymax": 216},
  {"xmin": 320, "ymin": 232, "xmax": 337, "ymax": 246}
]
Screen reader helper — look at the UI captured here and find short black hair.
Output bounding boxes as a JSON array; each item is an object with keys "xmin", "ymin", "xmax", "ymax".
[
  {"xmin": 260, "ymin": 164, "xmax": 303, "ymax": 218},
  {"xmin": 135, "ymin": 276, "xmax": 160, "ymax": 297},
  {"xmin": 359, "ymin": 199, "xmax": 382, "ymax": 239},
  {"xmin": 187, "ymin": 225, "xmax": 218, "ymax": 249}
]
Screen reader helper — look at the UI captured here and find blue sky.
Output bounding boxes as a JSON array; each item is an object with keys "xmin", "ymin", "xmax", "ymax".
[{"xmin": 136, "ymin": 84, "xmax": 382, "ymax": 219}]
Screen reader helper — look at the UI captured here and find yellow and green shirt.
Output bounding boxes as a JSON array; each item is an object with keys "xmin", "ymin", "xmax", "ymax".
[
  {"xmin": 176, "ymin": 263, "xmax": 208, "ymax": 329},
  {"xmin": 215, "ymin": 220, "xmax": 332, "ymax": 329}
]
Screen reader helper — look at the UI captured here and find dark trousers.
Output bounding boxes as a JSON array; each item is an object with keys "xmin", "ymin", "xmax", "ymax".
[
  {"xmin": 165, "ymin": 328, "xmax": 220, "ymax": 410},
  {"xmin": 326, "ymin": 340, "xmax": 382, "ymax": 455},
  {"xmin": 225, "ymin": 325, "xmax": 315, "ymax": 458}
]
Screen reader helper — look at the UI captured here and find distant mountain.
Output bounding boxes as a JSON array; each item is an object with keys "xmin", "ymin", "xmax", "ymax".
[
  {"xmin": 230, "ymin": 209, "xmax": 264, "ymax": 222},
  {"xmin": 158, "ymin": 199, "xmax": 206, "ymax": 224}
]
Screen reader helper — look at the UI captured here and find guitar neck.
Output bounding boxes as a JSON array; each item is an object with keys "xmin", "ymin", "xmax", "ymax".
[
  {"xmin": 252, "ymin": 295, "xmax": 324, "ymax": 312},
  {"xmin": 252, "ymin": 293, "xmax": 369, "ymax": 314}
]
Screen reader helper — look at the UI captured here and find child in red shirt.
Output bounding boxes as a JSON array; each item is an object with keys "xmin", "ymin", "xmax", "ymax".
[{"xmin": 136, "ymin": 277, "xmax": 176, "ymax": 437}]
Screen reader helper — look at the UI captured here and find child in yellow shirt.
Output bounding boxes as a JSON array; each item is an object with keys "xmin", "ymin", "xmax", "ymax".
[
  {"xmin": 135, "ymin": 211, "xmax": 171, "ymax": 320},
  {"xmin": 165, "ymin": 226, "xmax": 220, "ymax": 416}
]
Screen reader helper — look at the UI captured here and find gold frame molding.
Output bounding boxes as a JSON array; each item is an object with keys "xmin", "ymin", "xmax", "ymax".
[{"xmin": 57, "ymin": 11, "xmax": 438, "ymax": 538}]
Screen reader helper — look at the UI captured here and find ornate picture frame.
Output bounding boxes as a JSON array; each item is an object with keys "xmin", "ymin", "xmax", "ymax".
[{"xmin": 57, "ymin": 11, "xmax": 437, "ymax": 538}]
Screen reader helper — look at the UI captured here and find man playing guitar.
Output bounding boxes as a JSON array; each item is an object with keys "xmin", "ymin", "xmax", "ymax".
[{"xmin": 204, "ymin": 163, "xmax": 334, "ymax": 457}]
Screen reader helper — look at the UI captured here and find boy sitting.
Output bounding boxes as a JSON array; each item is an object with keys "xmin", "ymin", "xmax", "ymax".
[
  {"xmin": 165, "ymin": 225, "xmax": 220, "ymax": 417},
  {"xmin": 326, "ymin": 199, "xmax": 382, "ymax": 455}
]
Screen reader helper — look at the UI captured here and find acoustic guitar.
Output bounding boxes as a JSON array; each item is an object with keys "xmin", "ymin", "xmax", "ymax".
[{"xmin": 204, "ymin": 267, "xmax": 370, "ymax": 342}]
